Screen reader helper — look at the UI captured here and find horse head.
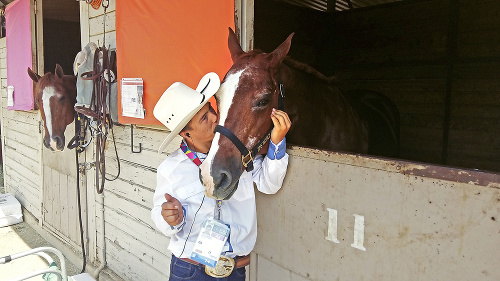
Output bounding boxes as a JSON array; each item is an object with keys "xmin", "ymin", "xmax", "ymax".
[
  {"xmin": 200, "ymin": 28, "xmax": 293, "ymax": 199},
  {"xmin": 27, "ymin": 64, "xmax": 77, "ymax": 151}
]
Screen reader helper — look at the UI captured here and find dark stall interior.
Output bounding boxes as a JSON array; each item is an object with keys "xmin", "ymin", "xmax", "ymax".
[
  {"xmin": 42, "ymin": 0, "xmax": 80, "ymax": 75},
  {"xmin": 254, "ymin": 0, "xmax": 500, "ymax": 173}
]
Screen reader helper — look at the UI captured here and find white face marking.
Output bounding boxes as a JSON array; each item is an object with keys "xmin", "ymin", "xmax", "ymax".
[
  {"xmin": 42, "ymin": 86, "xmax": 58, "ymax": 150},
  {"xmin": 247, "ymin": 136, "xmax": 258, "ymax": 148},
  {"xmin": 200, "ymin": 69, "xmax": 245, "ymax": 197}
]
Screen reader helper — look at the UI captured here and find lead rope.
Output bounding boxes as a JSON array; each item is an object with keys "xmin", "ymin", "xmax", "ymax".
[{"xmin": 75, "ymin": 146, "xmax": 87, "ymax": 273}]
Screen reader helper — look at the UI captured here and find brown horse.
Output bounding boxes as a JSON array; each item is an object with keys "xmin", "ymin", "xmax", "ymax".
[
  {"xmin": 200, "ymin": 28, "xmax": 399, "ymax": 199},
  {"xmin": 28, "ymin": 64, "xmax": 77, "ymax": 151}
]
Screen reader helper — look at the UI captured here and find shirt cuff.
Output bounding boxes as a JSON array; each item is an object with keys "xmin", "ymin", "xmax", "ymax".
[
  {"xmin": 169, "ymin": 206, "xmax": 186, "ymax": 231},
  {"xmin": 267, "ymin": 137, "xmax": 286, "ymax": 160}
]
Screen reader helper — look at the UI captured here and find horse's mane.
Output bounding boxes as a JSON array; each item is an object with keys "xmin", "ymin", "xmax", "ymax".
[{"xmin": 282, "ymin": 57, "xmax": 336, "ymax": 84}]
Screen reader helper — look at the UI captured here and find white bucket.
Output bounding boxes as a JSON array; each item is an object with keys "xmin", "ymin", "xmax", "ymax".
[{"xmin": 0, "ymin": 193, "xmax": 23, "ymax": 227}]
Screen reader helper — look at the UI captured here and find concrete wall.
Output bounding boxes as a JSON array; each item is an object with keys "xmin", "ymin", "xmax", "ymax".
[{"xmin": 253, "ymin": 146, "xmax": 500, "ymax": 281}]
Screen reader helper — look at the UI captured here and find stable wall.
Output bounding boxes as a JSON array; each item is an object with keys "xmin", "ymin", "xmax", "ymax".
[
  {"xmin": 4, "ymin": 1, "xmax": 498, "ymax": 280},
  {"xmin": 253, "ymin": 146, "xmax": 500, "ymax": 281},
  {"xmin": 79, "ymin": 3, "xmax": 175, "ymax": 280},
  {"xmin": 0, "ymin": 37, "xmax": 43, "ymax": 220}
]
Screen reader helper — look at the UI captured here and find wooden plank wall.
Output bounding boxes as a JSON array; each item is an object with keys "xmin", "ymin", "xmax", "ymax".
[
  {"xmin": 84, "ymin": 3, "xmax": 177, "ymax": 280},
  {"xmin": 333, "ymin": 0, "xmax": 500, "ymax": 172},
  {"xmin": 99, "ymin": 126, "xmax": 178, "ymax": 280},
  {"xmin": 0, "ymin": 38, "xmax": 43, "ymax": 218}
]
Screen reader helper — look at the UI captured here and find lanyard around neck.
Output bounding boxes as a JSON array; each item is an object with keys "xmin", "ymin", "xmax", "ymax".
[
  {"xmin": 180, "ymin": 141, "xmax": 223, "ymax": 219},
  {"xmin": 180, "ymin": 141, "xmax": 202, "ymax": 166}
]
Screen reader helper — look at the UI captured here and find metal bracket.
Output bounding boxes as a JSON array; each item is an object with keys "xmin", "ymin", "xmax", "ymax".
[
  {"xmin": 79, "ymin": 162, "xmax": 95, "ymax": 174},
  {"xmin": 131, "ymin": 125, "xmax": 142, "ymax": 153}
]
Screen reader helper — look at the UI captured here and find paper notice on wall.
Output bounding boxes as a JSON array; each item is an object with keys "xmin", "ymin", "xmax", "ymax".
[{"xmin": 121, "ymin": 78, "xmax": 145, "ymax": 119}]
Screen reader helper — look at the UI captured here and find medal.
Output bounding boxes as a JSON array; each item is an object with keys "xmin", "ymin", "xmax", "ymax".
[{"xmin": 205, "ymin": 255, "xmax": 235, "ymax": 278}]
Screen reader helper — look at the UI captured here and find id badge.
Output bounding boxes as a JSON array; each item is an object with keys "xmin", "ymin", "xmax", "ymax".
[{"xmin": 190, "ymin": 218, "xmax": 230, "ymax": 267}]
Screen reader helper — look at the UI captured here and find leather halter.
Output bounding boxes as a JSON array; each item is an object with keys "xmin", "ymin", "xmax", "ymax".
[{"xmin": 214, "ymin": 73, "xmax": 285, "ymax": 172}]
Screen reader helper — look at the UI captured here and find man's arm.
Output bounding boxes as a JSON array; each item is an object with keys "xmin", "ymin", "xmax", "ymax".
[
  {"xmin": 251, "ymin": 109, "xmax": 291, "ymax": 194},
  {"xmin": 151, "ymin": 170, "xmax": 185, "ymax": 236}
]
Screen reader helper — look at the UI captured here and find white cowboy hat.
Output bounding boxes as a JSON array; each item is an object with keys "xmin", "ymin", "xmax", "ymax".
[{"xmin": 153, "ymin": 72, "xmax": 220, "ymax": 153}]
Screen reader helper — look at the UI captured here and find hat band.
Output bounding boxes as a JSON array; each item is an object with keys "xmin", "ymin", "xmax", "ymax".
[{"xmin": 198, "ymin": 77, "xmax": 212, "ymax": 104}]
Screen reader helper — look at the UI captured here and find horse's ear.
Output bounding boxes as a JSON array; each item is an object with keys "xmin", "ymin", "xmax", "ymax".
[
  {"xmin": 55, "ymin": 64, "xmax": 64, "ymax": 78},
  {"xmin": 27, "ymin": 67, "xmax": 40, "ymax": 82},
  {"xmin": 228, "ymin": 27, "xmax": 245, "ymax": 62},
  {"xmin": 269, "ymin": 33, "xmax": 294, "ymax": 67}
]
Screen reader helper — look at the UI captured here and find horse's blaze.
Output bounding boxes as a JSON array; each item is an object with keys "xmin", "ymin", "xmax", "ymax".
[
  {"xmin": 200, "ymin": 70, "xmax": 244, "ymax": 199},
  {"xmin": 42, "ymin": 87, "xmax": 64, "ymax": 151}
]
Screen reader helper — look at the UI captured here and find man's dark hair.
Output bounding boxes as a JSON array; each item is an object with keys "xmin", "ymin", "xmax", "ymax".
[{"xmin": 180, "ymin": 122, "xmax": 192, "ymax": 135}]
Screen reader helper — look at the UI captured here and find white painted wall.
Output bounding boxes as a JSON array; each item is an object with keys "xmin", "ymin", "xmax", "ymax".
[{"xmin": 0, "ymin": 37, "xmax": 43, "ymax": 219}]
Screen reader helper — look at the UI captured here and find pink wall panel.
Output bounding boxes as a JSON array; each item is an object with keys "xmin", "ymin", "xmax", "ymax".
[{"xmin": 6, "ymin": 0, "xmax": 33, "ymax": 111}]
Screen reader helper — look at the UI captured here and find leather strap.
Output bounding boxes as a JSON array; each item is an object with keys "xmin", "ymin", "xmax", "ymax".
[{"xmin": 181, "ymin": 255, "xmax": 250, "ymax": 269}]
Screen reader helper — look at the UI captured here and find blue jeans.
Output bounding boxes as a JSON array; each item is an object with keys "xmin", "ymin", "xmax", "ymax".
[{"xmin": 169, "ymin": 255, "xmax": 246, "ymax": 281}]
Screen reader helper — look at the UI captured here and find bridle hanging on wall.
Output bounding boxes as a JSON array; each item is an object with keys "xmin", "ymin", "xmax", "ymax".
[
  {"xmin": 66, "ymin": 0, "xmax": 115, "ymax": 274},
  {"xmin": 76, "ymin": 46, "xmax": 120, "ymax": 194},
  {"xmin": 71, "ymin": 0, "xmax": 120, "ymax": 195}
]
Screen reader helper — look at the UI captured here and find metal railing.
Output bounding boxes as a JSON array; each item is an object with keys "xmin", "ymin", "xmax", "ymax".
[{"xmin": 0, "ymin": 247, "xmax": 68, "ymax": 281}]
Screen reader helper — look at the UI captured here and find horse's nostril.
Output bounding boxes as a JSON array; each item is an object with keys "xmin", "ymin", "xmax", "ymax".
[
  {"xmin": 53, "ymin": 136, "xmax": 64, "ymax": 150},
  {"xmin": 43, "ymin": 138, "xmax": 51, "ymax": 149},
  {"xmin": 215, "ymin": 170, "xmax": 232, "ymax": 191}
]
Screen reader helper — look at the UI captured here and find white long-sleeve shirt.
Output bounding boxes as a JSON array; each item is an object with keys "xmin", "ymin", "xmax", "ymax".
[{"xmin": 151, "ymin": 143, "xmax": 288, "ymax": 258}]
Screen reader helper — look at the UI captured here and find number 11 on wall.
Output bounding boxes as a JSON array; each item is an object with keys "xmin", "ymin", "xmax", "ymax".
[{"xmin": 325, "ymin": 208, "xmax": 366, "ymax": 251}]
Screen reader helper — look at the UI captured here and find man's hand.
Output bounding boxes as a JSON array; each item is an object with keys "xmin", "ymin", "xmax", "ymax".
[
  {"xmin": 270, "ymin": 108, "xmax": 292, "ymax": 144},
  {"xmin": 161, "ymin": 193, "xmax": 184, "ymax": 226}
]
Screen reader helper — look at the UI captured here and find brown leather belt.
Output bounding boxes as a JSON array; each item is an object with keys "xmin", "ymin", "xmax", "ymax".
[{"xmin": 182, "ymin": 255, "xmax": 250, "ymax": 268}]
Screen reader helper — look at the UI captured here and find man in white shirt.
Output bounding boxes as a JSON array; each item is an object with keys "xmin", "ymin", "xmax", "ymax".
[{"xmin": 151, "ymin": 73, "xmax": 291, "ymax": 280}]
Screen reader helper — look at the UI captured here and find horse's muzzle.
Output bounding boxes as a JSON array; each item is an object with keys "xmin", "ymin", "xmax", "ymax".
[
  {"xmin": 45, "ymin": 135, "xmax": 65, "ymax": 151},
  {"xmin": 203, "ymin": 156, "xmax": 242, "ymax": 200}
]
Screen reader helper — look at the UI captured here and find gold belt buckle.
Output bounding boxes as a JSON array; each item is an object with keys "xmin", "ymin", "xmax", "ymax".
[{"xmin": 205, "ymin": 255, "xmax": 235, "ymax": 278}]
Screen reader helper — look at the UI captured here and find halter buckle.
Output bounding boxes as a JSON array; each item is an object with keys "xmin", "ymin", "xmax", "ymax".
[{"xmin": 241, "ymin": 152, "xmax": 254, "ymax": 168}]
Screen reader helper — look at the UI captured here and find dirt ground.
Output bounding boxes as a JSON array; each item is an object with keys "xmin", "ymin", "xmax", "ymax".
[{"xmin": 0, "ymin": 173, "xmax": 80, "ymax": 280}]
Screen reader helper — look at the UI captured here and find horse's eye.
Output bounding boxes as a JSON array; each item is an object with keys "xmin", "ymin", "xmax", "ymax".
[
  {"xmin": 256, "ymin": 98, "xmax": 270, "ymax": 108},
  {"xmin": 59, "ymin": 96, "xmax": 66, "ymax": 102}
]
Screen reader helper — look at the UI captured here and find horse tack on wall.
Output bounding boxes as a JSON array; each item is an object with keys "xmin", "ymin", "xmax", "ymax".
[
  {"xmin": 73, "ymin": 42, "xmax": 118, "ymax": 123},
  {"xmin": 200, "ymin": 28, "xmax": 400, "ymax": 200}
]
